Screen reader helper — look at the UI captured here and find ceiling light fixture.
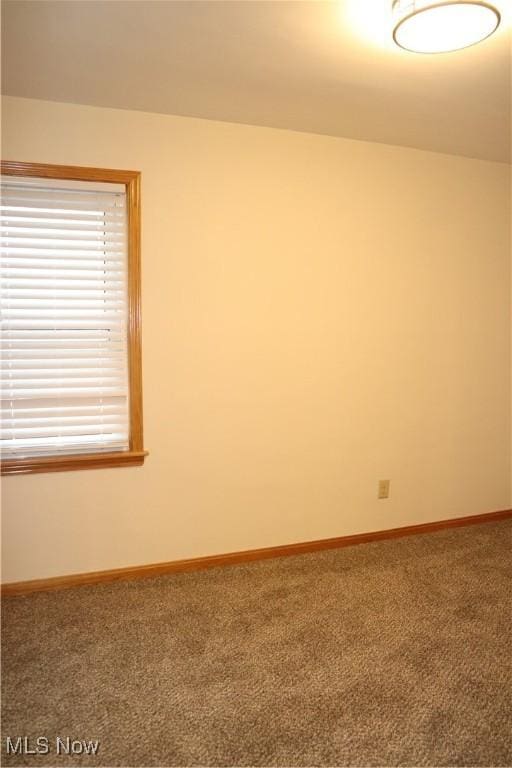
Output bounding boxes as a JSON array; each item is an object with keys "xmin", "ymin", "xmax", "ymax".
[{"xmin": 392, "ymin": 1, "xmax": 501, "ymax": 53}]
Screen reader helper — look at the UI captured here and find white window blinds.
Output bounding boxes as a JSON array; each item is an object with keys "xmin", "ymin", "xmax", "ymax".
[{"xmin": 1, "ymin": 176, "xmax": 130, "ymax": 459}]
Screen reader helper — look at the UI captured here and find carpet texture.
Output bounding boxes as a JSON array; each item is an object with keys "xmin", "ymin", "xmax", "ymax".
[{"xmin": 2, "ymin": 520, "xmax": 511, "ymax": 767}]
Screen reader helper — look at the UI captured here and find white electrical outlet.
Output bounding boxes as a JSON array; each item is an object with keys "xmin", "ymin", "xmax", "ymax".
[{"xmin": 378, "ymin": 480, "xmax": 390, "ymax": 499}]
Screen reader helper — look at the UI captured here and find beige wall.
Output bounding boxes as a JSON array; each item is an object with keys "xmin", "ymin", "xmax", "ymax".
[{"xmin": 1, "ymin": 96, "xmax": 511, "ymax": 583}]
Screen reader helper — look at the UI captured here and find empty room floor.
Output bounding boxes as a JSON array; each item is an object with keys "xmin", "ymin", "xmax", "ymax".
[{"xmin": 2, "ymin": 520, "xmax": 511, "ymax": 767}]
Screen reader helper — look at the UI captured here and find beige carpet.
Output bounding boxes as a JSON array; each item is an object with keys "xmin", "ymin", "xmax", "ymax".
[{"xmin": 2, "ymin": 519, "xmax": 511, "ymax": 767}]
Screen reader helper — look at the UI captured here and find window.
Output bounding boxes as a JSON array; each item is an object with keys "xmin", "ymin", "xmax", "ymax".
[{"xmin": 0, "ymin": 162, "xmax": 146, "ymax": 474}]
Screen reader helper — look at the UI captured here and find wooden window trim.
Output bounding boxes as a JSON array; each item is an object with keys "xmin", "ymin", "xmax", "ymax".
[{"xmin": 0, "ymin": 161, "xmax": 147, "ymax": 475}]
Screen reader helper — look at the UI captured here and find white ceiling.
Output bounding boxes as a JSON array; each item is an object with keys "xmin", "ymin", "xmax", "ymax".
[{"xmin": 2, "ymin": 0, "xmax": 511, "ymax": 162}]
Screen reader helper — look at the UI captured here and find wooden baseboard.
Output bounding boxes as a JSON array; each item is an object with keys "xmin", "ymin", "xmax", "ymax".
[{"xmin": 2, "ymin": 508, "xmax": 511, "ymax": 597}]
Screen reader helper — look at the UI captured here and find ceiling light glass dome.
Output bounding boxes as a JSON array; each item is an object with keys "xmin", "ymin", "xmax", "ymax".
[{"xmin": 392, "ymin": 1, "xmax": 501, "ymax": 53}]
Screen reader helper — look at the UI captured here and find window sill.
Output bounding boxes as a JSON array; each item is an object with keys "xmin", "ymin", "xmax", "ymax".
[{"xmin": 1, "ymin": 451, "xmax": 148, "ymax": 476}]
